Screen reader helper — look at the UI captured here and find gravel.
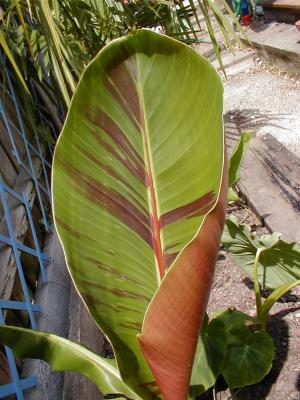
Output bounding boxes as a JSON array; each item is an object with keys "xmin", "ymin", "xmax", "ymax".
[{"xmin": 223, "ymin": 58, "xmax": 300, "ymax": 159}]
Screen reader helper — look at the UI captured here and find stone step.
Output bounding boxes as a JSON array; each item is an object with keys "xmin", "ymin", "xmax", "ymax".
[
  {"xmin": 261, "ymin": 0, "xmax": 300, "ymax": 23},
  {"xmin": 212, "ymin": 49, "xmax": 256, "ymax": 76},
  {"xmin": 241, "ymin": 22, "xmax": 300, "ymax": 75}
]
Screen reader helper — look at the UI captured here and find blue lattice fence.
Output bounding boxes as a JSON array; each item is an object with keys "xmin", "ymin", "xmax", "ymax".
[{"xmin": 0, "ymin": 67, "xmax": 60, "ymax": 399}]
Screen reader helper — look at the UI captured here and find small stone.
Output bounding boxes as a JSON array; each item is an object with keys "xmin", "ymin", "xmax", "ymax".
[{"xmin": 295, "ymin": 313, "xmax": 300, "ymax": 318}]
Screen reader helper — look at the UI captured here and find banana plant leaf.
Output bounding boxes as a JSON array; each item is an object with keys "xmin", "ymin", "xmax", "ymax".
[
  {"xmin": 227, "ymin": 131, "xmax": 251, "ymax": 202},
  {"xmin": 222, "ymin": 217, "xmax": 300, "ymax": 289},
  {"xmin": 0, "ymin": 325, "xmax": 140, "ymax": 399},
  {"xmin": 228, "ymin": 131, "xmax": 251, "ymax": 188},
  {"xmin": 189, "ymin": 316, "xmax": 227, "ymax": 397},
  {"xmin": 0, "ymin": 30, "xmax": 30, "ymax": 94},
  {"xmin": 52, "ymin": 29, "xmax": 226, "ymax": 399}
]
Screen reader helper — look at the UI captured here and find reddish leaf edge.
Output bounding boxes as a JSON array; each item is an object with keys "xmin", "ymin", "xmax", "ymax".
[{"xmin": 137, "ymin": 148, "xmax": 228, "ymax": 400}]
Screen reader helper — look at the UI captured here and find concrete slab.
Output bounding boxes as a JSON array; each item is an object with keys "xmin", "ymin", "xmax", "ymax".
[
  {"xmin": 212, "ymin": 49, "xmax": 256, "ymax": 70},
  {"xmin": 242, "ymin": 22, "xmax": 300, "ymax": 74},
  {"xmin": 247, "ymin": 22, "xmax": 300, "ymax": 53},
  {"xmin": 224, "ymin": 57, "xmax": 256, "ymax": 76},
  {"xmin": 212, "ymin": 49, "xmax": 256, "ymax": 77}
]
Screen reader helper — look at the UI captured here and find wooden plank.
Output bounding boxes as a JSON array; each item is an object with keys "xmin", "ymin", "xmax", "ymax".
[
  {"xmin": 0, "ymin": 347, "xmax": 22, "ymax": 399},
  {"xmin": 17, "ymin": 204, "xmax": 44, "ymax": 291},
  {"xmin": 0, "ymin": 348, "xmax": 12, "ymax": 385},
  {"xmin": 0, "ymin": 144, "xmax": 18, "ymax": 189},
  {"xmin": 240, "ymin": 134, "xmax": 300, "ymax": 242},
  {"xmin": 1, "ymin": 95, "xmax": 30, "ymax": 151},
  {"xmin": 0, "ymin": 153, "xmax": 43, "ymax": 301},
  {"xmin": 0, "ymin": 117, "xmax": 25, "ymax": 171},
  {"xmin": 0, "ymin": 348, "xmax": 16, "ymax": 400},
  {"xmin": 20, "ymin": 252, "xmax": 39, "ymax": 292},
  {"xmin": 30, "ymin": 204, "xmax": 44, "ymax": 246},
  {"xmin": 261, "ymin": 0, "xmax": 300, "ymax": 9},
  {"xmin": 225, "ymin": 120, "xmax": 300, "ymax": 242}
]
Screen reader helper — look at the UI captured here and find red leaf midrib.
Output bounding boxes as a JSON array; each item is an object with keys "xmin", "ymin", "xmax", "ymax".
[{"xmin": 142, "ymin": 121, "xmax": 166, "ymax": 281}]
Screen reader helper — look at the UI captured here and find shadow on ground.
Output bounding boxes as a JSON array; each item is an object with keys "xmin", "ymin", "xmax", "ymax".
[
  {"xmin": 243, "ymin": 277, "xmax": 300, "ymax": 303},
  {"xmin": 225, "ymin": 108, "xmax": 291, "ymax": 143}
]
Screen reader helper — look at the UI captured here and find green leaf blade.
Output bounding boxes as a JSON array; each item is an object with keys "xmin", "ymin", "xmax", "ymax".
[
  {"xmin": 261, "ymin": 279, "xmax": 300, "ymax": 321},
  {"xmin": 53, "ymin": 29, "xmax": 225, "ymax": 397},
  {"xmin": 0, "ymin": 30, "xmax": 30, "ymax": 94},
  {"xmin": 211, "ymin": 310, "xmax": 274, "ymax": 389},
  {"xmin": 0, "ymin": 325, "xmax": 140, "ymax": 399},
  {"xmin": 228, "ymin": 131, "xmax": 252, "ymax": 188},
  {"xmin": 190, "ymin": 317, "xmax": 227, "ymax": 397},
  {"xmin": 223, "ymin": 324, "xmax": 274, "ymax": 388},
  {"xmin": 222, "ymin": 218, "xmax": 300, "ymax": 289}
]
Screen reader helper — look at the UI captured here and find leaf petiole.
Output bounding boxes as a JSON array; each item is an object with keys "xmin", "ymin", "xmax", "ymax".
[
  {"xmin": 260, "ymin": 279, "xmax": 300, "ymax": 325},
  {"xmin": 253, "ymin": 248, "xmax": 263, "ymax": 323}
]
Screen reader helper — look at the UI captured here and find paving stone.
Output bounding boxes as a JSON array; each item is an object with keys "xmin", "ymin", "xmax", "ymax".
[{"xmin": 242, "ymin": 22, "xmax": 300, "ymax": 74}]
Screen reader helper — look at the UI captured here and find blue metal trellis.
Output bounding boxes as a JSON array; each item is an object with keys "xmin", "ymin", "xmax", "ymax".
[{"xmin": 0, "ymin": 59, "xmax": 58, "ymax": 398}]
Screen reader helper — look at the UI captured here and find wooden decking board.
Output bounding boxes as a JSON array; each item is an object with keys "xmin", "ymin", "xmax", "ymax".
[
  {"xmin": 225, "ymin": 123, "xmax": 300, "ymax": 243},
  {"xmin": 0, "ymin": 154, "xmax": 43, "ymax": 301},
  {"xmin": 261, "ymin": 0, "xmax": 300, "ymax": 9}
]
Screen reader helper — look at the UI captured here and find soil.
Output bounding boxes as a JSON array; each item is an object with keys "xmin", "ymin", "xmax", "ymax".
[{"xmin": 200, "ymin": 198, "xmax": 300, "ymax": 400}]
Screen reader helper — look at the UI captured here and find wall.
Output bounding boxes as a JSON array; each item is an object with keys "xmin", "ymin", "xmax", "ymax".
[{"xmin": 0, "ymin": 70, "xmax": 104, "ymax": 400}]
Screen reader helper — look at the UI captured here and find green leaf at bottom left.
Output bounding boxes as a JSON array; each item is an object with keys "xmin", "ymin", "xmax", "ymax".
[{"xmin": 0, "ymin": 325, "xmax": 140, "ymax": 399}]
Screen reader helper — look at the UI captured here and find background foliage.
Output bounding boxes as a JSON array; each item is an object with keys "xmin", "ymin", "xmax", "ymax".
[{"xmin": 0, "ymin": 0, "xmax": 240, "ymax": 109}]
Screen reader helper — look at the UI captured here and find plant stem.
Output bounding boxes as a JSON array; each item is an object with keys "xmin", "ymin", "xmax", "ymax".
[{"xmin": 253, "ymin": 248, "xmax": 263, "ymax": 321}]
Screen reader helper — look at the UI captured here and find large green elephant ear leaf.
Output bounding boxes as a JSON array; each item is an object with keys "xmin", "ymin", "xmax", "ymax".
[
  {"xmin": 53, "ymin": 29, "xmax": 225, "ymax": 398},
  {"xmin": 222, "ymin": 217, "xmax": 300, "ymax": 289}
]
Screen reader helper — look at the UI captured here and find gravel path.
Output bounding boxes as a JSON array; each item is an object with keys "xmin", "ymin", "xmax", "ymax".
[{"xmin": 222, "ymin": 56, "xmax": 300, "ymax": 159}]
